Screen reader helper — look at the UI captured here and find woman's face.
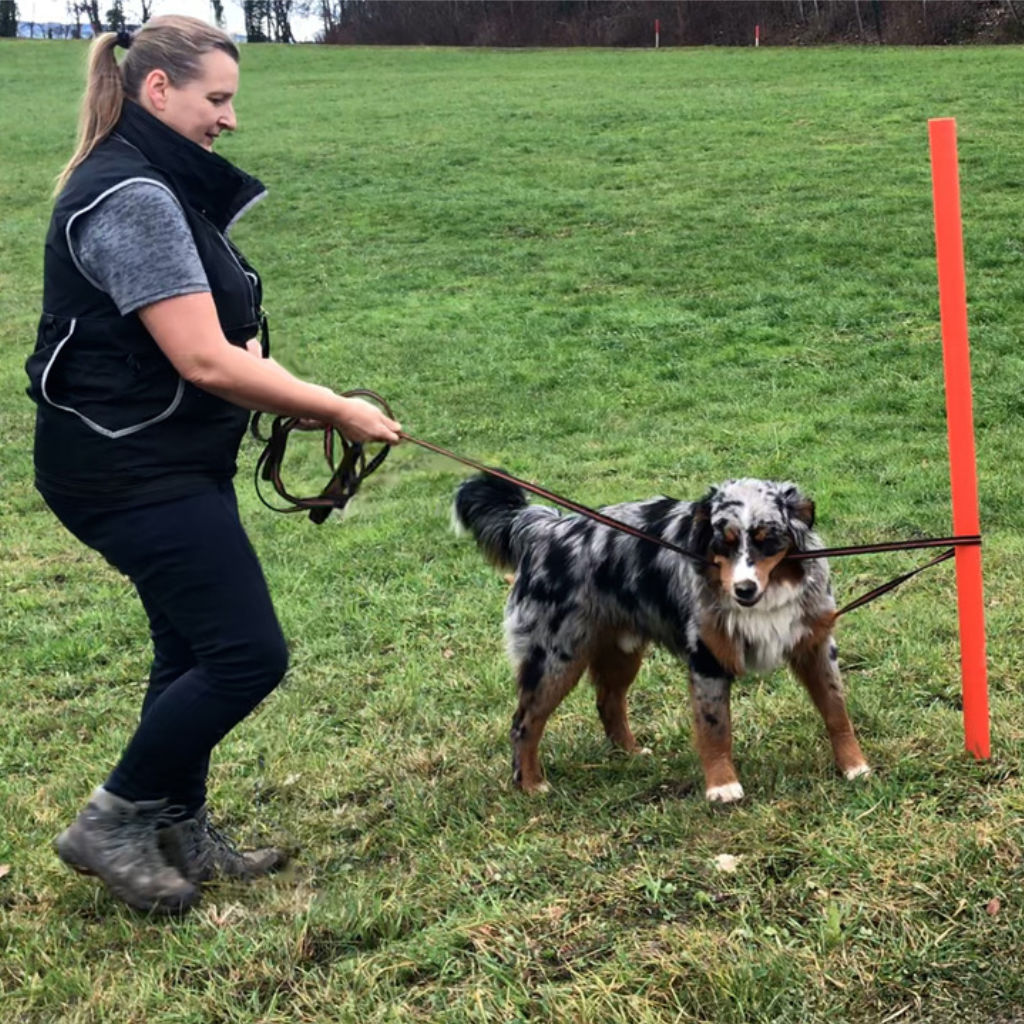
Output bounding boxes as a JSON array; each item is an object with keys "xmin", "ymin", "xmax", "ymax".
[{"xmin": 145, "ymin": 49, "xmax": 239, "ymax": 151}]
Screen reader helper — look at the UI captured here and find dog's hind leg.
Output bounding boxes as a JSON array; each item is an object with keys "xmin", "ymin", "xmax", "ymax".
[
  {"xmin": 589, "ymin": 634, "xmax": 647, "ymax": 753},
  {"xmin": 511, "ymin": 651, "xmax": 587, "ymax": 794},
  {"xmin": 789, "ymin": 634, "xmax": 870, "ymax": 781}
]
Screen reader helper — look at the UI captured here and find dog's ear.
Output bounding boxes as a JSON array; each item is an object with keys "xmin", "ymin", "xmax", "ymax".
[
  {"xmin": 687, "ymin": 488, "xmax": 715, "ymax": 558},
  {"xmin": 782, "ymin": 484, "xmax": 815, "ymax": 545}
]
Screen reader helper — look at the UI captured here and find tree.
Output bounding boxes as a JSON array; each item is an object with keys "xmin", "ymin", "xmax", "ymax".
[
  {"xmin": 105, "ymin": 0, "xmax": 126, "ymax": 32},
  {"xmin": 66, "ymin": 0, "xmax": 82, "ymax": 37},
  {"xmin": 78, "ymin": 0, "xmax": 103, "ymax": 34},
  {"xmin": 211, "ymin": 0, "xmax": 225, "ymax": 28},
  {"xmin": 243, "ymin": 0, "xmax": 270, "ymax": 41},
  {"xmin": 0, "ymin": 0, "xmax": 18, "ymax": 39},
  {"xmin": 271, "ymin": 0, "xmax": 295, "ymax": 42},
  {"xmin": 240, "ymin": 0, "xmax": 296, "ymax": 42}
]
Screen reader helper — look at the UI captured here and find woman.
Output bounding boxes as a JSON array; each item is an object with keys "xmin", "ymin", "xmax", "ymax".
[{"xmin": 25, "ymin": 16, "xmax": 401, "ymax": 915}]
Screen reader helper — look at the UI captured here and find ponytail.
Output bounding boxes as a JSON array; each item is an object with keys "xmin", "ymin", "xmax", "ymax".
[
  {"xmin": 53, "ymin": 15, "xmax": 239, "ymax": 198},
  {"xmin": 54, "ymin": 32, "xmax": 124, "ymax": 196}
]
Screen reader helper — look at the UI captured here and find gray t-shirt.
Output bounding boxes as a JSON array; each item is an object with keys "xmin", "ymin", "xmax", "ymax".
[{"xmin": 70, "ymin": 181, "xmax": 211, "ymax": 315}]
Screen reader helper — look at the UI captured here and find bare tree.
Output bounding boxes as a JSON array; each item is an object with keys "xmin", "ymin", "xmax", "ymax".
[
  {"xmin": 271, "ymin": 0, "xmax": 295, "ymax": 41},
  {"xmin": 66, "ymin": 0, "xmax": 82, "ymax": 36},
  {"xmin": 242, "ymin": 0, "xmax": 269, "ymax": 41},
  {"xmin": 238, "ymin": 0, "xmax": 296, "ymax": 42},
  {"xmin": 318, "ymin": 0, "xmax": 336, "ymax": 36},
  {"xmin": 86, "ymin": 0, "xmax": 102, "ymax": 33}
]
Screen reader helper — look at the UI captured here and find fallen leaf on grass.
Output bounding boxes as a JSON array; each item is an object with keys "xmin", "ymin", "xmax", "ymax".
[
  {"xmin": 202, "ymin": 903, "xmax": 245, "ymax": 928},
  {"xmin": 713, "ymin": 854, "xmax": 740, "ymax": 873},
  {"xmin": 0, "ymin": 864, "xmax": 10, "ymax": 879},
  {"xmin": 986, "ymin": 898, "xmax": 1001, "ymax": 916}
]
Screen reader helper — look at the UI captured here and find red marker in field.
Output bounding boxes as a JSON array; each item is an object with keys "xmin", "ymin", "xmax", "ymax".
[
  {"xmin": 654, "ymin": 18, "xmax": 660, "ymax": 48},
  {"xmin": 755, "ymin": 24, "xmax": 760, "ymax": 47},
  {"xmin": 928, "ymin": 117, "xmax": 990, "ymax": 759}
]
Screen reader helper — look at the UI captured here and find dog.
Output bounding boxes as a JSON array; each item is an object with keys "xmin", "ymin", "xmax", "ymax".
[{"xmin": 453, "ymin": 474, "xmax": 870, "ymax": 802}]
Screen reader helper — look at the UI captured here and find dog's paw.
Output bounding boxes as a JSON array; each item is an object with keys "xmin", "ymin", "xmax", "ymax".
[
  {"xmin": 519, "ymin": 779, "xmax": 550, "ymax": 796},
  {"xmin": 844, "ymin": 763, "xmax": 871, "ymax": 781},
  {"xmin": 706, "ymin": 782, "xmax": 745, "ymax": 804}
]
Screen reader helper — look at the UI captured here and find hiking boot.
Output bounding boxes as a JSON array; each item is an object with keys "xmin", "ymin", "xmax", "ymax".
[
  {"xmin": 158, "ymin": 805, "xmax": 289, "ymax": 884},
  {"xmin": 53, "ymin": 787, "xmax": 199, "ymax": 915}
]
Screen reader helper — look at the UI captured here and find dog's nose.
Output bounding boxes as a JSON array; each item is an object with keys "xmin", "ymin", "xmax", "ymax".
[{"xmin": 733, "ymin": 580, "xmax": 759, "ymax": 603}]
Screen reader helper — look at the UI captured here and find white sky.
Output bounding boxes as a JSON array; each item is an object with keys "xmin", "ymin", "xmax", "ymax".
[{"xmin": 19, "ymin": 1, "xmax": 322, "ymax": 41}]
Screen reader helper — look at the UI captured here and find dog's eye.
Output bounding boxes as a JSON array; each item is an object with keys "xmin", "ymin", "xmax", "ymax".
[
  {"xmin": 711, "ymin": 531, "xmax": 739, "ymax": 556},
  {"xmin": 752, "ymin": 530, "xmax": 785, "ymax": 555}
]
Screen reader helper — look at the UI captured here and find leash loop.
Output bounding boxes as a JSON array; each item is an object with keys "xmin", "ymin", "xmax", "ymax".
[{"xmin": 251, "ymin": 389, "xmax": 394, "ymax": 523}]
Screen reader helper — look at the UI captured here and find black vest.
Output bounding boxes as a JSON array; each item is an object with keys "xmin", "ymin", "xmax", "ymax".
[{"xmin": 26, "ymin": 100, "xmax": 267, "ymax": 507}]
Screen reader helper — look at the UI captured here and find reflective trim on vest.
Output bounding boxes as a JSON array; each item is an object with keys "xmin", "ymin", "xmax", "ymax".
[
  {"xmin": 38, "ymin": 317, "xmax": 186, "ymax": 439},
  {"xmin": 225, "ymin": 188, "xmax": 267, "ymax": 233}
]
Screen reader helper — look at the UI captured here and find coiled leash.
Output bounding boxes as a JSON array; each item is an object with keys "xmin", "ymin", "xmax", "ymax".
[
  {"xmin": 251, "ymin": 389, "xmax": 981, "ymax": 617},
  {"xmin": 251, "ymin": 389, "xmax": 393, "ymax": 525}
]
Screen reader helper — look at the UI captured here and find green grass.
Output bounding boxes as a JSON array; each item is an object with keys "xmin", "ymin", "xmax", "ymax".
[{"xmin": 2, "ymin": 40, "xmax": 1024, "ymax": 1023}]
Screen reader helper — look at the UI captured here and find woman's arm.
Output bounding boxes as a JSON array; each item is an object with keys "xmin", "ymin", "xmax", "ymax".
[{"xmin": 139, "ymin": 292, "xmax": 401, "ymax": 443}]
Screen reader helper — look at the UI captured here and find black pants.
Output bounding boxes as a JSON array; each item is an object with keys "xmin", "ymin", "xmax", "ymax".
[{"xmin": 42, "ymin": 481, "xmax": 288, "ymax": 814}]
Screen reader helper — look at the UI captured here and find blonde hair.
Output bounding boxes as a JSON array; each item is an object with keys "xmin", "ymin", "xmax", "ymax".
[{"xmin": 55, "ymin": 15, "xmax": 239, "ymax": 196}]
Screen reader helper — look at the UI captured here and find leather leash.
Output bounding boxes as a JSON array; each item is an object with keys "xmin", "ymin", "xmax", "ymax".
[
  {"xmin": 251, "ymin": 390, "xmax": 981, "ymax": 617},
  {"xmin": 251, "ymin": 389, "xmax": 392, "ymax": 525}
]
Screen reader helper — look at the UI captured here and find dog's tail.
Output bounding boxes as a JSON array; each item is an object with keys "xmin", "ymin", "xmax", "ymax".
[{"xmin": 453, "ymin": 472, "xmax": 532, "ymax": 570}]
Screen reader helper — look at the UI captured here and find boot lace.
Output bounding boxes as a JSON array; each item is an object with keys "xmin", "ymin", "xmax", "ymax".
[{"xmin": 202, "ymin": 818, "xmax": 247, "ymax": 869}]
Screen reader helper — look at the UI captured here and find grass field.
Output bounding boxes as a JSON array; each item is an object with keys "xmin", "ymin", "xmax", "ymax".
[{"xmin": 2, "ymin": 39, "xmax": 1024, "ymax": 1023}]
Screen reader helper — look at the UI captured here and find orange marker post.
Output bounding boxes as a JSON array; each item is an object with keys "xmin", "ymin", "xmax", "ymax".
[{"xmin": 928, "ymin": 117, "xmax": 990, "ymax": 759}]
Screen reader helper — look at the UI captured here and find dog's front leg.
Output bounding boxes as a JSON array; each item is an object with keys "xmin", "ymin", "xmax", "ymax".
[
  {"xmin": 688, "ymin": 642, "xmax": 742, "ymax": 803},
  {"xmin": 789, "ymin": 634, "xmax": 870, "ymax": 781}
]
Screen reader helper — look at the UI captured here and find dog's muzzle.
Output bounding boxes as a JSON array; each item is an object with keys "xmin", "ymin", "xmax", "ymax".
[{"xmin": 732, "ymin": 580, "xmax": 762, "ymax": 607}]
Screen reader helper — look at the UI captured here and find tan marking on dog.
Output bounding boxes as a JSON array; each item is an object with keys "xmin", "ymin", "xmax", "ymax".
[
  {"xmin": 589, "ymin": 636, "xmax": 647, "ymax": 752},
  {"xmin": 769, "ymin": 552, "xmax": 806, "ymax": 588},
  {"xmin": 694, "ymin": 730, "xmax": 740, "ymax": 798},
  {"xmin": 713, "ymin": 546, "xmax": 787, "ymax": 598},
  {"xmin": 697, "ymin": 616, "xmax": 744, "ymax": 677},
  {"xmin": 791, "ymin": 610, "xmax": 840, "ymax": 657},
  {"xmin": 752, "ymin": 548, "xmax": 789, "ymax": 591},
  {"xmin": 788, "ymin": 626, "xmax": 868, "ymax": 780}
]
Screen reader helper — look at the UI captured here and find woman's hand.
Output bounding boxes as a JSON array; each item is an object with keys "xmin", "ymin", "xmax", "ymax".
[{"xmin": 334, "ymin": 396, "xmax": 402, "ymax": 444}]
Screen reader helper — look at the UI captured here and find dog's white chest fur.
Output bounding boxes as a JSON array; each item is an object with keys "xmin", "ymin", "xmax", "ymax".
[{"xmin": 722, "ymin": 591, "xmax": 808, "ymax": 674}]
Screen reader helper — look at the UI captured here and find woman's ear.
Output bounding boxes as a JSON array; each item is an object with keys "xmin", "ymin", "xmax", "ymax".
[{"xmin": 141, "ymin": 68, "xmax": 172, "ymax": 112}]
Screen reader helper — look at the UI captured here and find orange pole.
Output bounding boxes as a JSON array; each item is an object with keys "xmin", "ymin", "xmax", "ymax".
[{"xmin": 928, "ymin": 117, "xmax": 990, "ymax": 759}]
